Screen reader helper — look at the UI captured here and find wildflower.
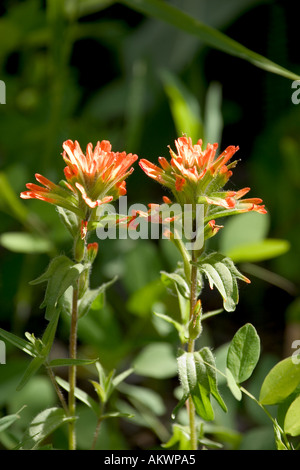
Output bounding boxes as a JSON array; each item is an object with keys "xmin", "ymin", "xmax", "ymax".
[
  {"xmin": 139, "ymin": 136, "xmax": 266, "ymax": 238},
  {"xmin": 20, "ymin": 139, "xmax": 138, "ymax": 222}
]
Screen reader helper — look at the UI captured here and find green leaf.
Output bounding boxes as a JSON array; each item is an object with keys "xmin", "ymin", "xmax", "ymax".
[
  {"xmin": 226, "ymin": 239, "xmax": 290, "ymax": 263},
  {"xmin": 48, "ymin": 358, "xmax": 98, "ymax": 368},
  {"xmin": 226, "ymin": 323, "xmax": 260, "ymax": 383},
  {"xmin": 30, "ymin": 255, "xmax": 87, "ymax": 320},
  {"xmin": 78, "ymin": 276, "xmax": 118, "ymax": 319},
  {"xmin": 16, "ymin": 355, "xmax": 46, "ymax": 392},
  {"xmin": 0, "ymin": 232, "xmax": 53, "ymax": 254},
  {"xmin": 259, "ymin": 357, "xmax": 300, "ymax": 405},
  {"xmin": 195, "ymin": 252, "xmax": 249, "ymax": 312},
  {"xmin": 197, "ymin": 348, "xmax": 227, "ymax": 412},
  {"xmin": 134, "ymin": 343, "xmax": 178, "ymax": 379},
  {"xmin": 56, "ymin": 206, "xmax": 79, "ymax": 238},
  {"xmin": 284, "ymin": 395, "xmax": 300, "ymax": 436},
  {"xmin": 55, "ymin": 376, "xmax": 100, "ymax": 416},
  {"xmin": 219, "ymin": 212, "xmax": 270, "ymax": 255},
  {"xmin": 226, "ymin": 367, "xmax": 242, "ymax": 401},
  {"xmin": 19, "ymin": 407, "xmax": 73, "ymax": 450},
  {"xmin": 162, "ymin": 424, "xmax": 191, "ymax": 450},
  {"xmin": 16, "ymin": 310, "xmax": 61, "ymax": 391},
  {"xmin": 0, "ymin": 406, "xmax": 25, "ymax": 433},
  {"xmin": 120, "ymin": 0, "xmax": 300, "ymax": 80},
  {"xmin": 161, "ymin": 270, "xmax": 190, "ymax": 299},
  {"xmin": 153, "ymin": 311, "xmax": 186, "ymax": 342},
  {"xmin": 176, "ymin": 349, "xmax": 226, "ymax": 421},
  {"xmin": 160, "ymin": 69, "xmax": 203, "ymax": 143},
  {"xmin": 0, "ymin": 328, "xmax": 35, "ymax": 357}
]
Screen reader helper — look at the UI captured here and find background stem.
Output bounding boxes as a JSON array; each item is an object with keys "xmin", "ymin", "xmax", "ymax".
[{"xmin": 68, "ymin": 283, "xmax": 79, "ymax": 450}]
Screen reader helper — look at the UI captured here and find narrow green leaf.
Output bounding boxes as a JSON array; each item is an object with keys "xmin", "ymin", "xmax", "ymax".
[
  {"xmin": 259, "ymin": 357, "xmax": 300, "ymax": 405},
  {"xmin": 113, "ymin": 368, "xmax": 134, "ymax": 389},
  {"xmin": 16, "ymin": 355, "xmax": 46, "ymax": 391},
  {"xmin": 0, "ymin": 328, "xmax": 35, "ymax": 357},
  {"xmin": 55, "ymin": 376, "xmax": 100, "ymax": 416},
  {"xmin": 160, "ymin": 69, "xmax": 203, "ymax": 143},
  {"xmin": 0, "ymin": 406, "xmax": 25, "ymax": 433},
  {"xmin": 48, "ymin": 357, "xmax": 98, "ymax": 368},
  {"xmin": 120, "ymin": 0, "xmax": 300, "ymax": 80},
  {"xmin": 227, "ymin": 323, "xmax": 260, "ymax": 383},
  {"xmin": 19, "ymin": 407, "xmax": 73, "ymax": 450},
  {"xmin": 284, "ymin": 395, "xmax": 300, "ymax": 436},
  {"xmin": 226, "ymin": 367, "xmax": 242, "ymax": 401}
]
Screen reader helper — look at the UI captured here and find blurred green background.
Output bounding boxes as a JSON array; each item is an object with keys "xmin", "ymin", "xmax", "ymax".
[{"xmin": 0, "ymin": 0, "xmax": 300, "ymax": 450}]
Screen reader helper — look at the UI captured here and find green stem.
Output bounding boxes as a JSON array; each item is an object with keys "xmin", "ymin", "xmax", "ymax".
[
  {"xmin": 68, "ymin": 283, "xmax": 79, "ymax": 450},
  {"xmin": 187, "ymin": 250, "xmax": 198, "ymax": 450}
]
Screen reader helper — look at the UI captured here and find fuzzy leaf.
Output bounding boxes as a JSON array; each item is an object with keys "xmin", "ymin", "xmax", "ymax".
[
  {"xmin": 30, "ymin": 255, "xmax": 87, "ymax": 320},
  {"xmin": 195, "ymin": 252, "xmax": 249, "ymax": 312}
]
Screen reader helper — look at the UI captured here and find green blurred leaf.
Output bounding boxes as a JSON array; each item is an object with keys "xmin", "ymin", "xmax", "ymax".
[
  {"xmin": 134, "ymin": 343, "xmax": 178, "ymax": 379},
  {"xmin": 161, "ymin": 69, "xmax": 203, "ymax": 143},
  {"xmin": 0, "ymin": 232, "xmax": 53, "ymax": 254},
  {"xmin": 259, "ymin": 357, "xmax": 300, "ymax": 405},
  {"xmin": 226, "ymin": 239, "xmax": 290, "ymax": 263},
  {"xmin": 284, "ymin": 395, "xmax": 300, "ymax": 436},
  {"xmin": 227, "ymin": 323, "xmax": 260, "ymax": 384},
  {"xmin": 48, "ymin": 358, "xmax": 98, "ymax": 368},
  {"xmin": 127, "ymin": 279, "xmax": 166, "ymax": 316},
  {"xmin": 219, "ymin": 211, "xmax": 270, "ymax": 255},
  {"xmin": 0, "ymin": 406, "xmax": 25, "ymax": 433},
  {"xmin": 121, "ymin": 0, "xmax": 300, "ymax": 80}
]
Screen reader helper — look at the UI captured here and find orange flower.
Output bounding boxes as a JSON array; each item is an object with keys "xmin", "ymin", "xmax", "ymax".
[
  {"xmin": 139, "ymin": 136, "xmax": 266, "ymax": 218},
  {"xmin": 21, "ymin": 140, "xmax": 138, "ymax": 219}
]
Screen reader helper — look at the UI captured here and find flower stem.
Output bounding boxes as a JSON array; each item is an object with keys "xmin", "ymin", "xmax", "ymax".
[
  {"xmin": 187, "ymin": 250, "xmax": 199, "ymax": 450},
  {"xmin": 68, "ymin": 283, "xmax": 79, "ymax": 450}
]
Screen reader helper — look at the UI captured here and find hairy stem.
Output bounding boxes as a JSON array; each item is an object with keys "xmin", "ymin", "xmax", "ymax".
[
  {"xmin": 187, "ymin": 250, "xmax": 199, "ymax": 450},
  {"xmin": 68, "ymin": 283, "xmax": 78, "ymax": 450}
]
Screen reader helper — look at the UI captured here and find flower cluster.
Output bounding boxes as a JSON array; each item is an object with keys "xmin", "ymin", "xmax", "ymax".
[
  {"xmin": 139, "ymin": 136, "xmax": 266, "ymax": 241},
  {"xmin": 21, "ymin": 140, "xmax": 138, "ymax": 221},
  {"xmin": 20, "ymin": 136, "xmax": 266, "ymax": 247}
]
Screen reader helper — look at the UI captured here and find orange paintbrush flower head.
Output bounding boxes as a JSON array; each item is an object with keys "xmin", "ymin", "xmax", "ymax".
[
  {"xmin": 139, "ymin": 136, "xmax": 266, "ymax": 240},
  {"xmin": 21, "ymin": 139, "xmax": 138, "ymax": 220}
]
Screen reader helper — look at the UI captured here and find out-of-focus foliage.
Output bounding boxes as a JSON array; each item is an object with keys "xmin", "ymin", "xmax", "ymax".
[{"xmin": 0, "ymin": 0, "xmax": 300, "ymax": 450}]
